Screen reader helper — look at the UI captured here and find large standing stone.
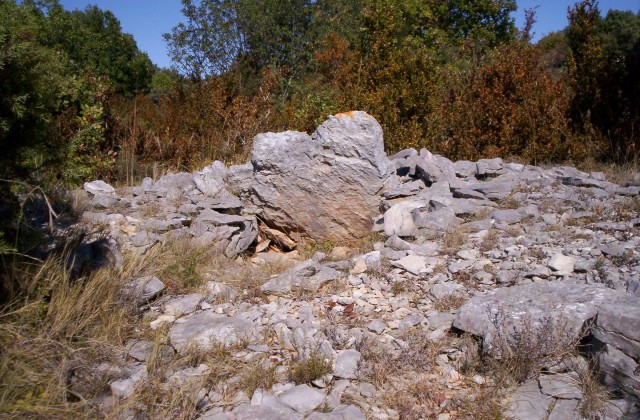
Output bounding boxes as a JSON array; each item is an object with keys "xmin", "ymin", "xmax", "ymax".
[{"xmin": 228, "ymin": 112, "xmax": 394, "ymax": 242}]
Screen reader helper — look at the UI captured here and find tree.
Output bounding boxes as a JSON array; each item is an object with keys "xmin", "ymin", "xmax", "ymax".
[
  {"xmin": 431, "ymin": 0, "xmax": 517, "ymax": 49},
  {"xmin": 42, "ymin": 3, "xmax": 154, "ymax": 95},
  {"xmin": 164, "ymin": 0, "xmax": 248, "ymax": 79},
  {"xmin": 567, "ymin": 1, "xmax": 640, "ymax": 159},
  {"xmin": 0, "ymin": 0, "xmax": 66, "ymax": 178}
]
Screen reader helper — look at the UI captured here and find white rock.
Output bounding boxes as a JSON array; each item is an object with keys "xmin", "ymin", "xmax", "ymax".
[
  {"xmin": 110, "ymin": 364, "xmax": 147, "ymax": 398},
  {"xmin": 278, "ymin": 384, "xmax": 326, "ymax": 414},
  {"xmin": 392, "ymin": 255, "xmax": 427, "ymax": 276},
  {"xmin": 548, "ymin": 254, "xmax": 576, "ymax": 274},
  {"xmin": 333, "ymin": 349, "xmax": 361, "ymax": 379},
  {"xmin": 383, "ymin": 200, "xmax": 425, "ymax": 237},
  {"xmin": 150, "ymin": 314, "xmax": 175, "ymax": 330},
  {"xmin": 163, "ymin": 293, "xmax": 203, "ymax": 317},
  {"xmin": 84, "ymin": 180, "xmax": 116, "ymax": 196}
]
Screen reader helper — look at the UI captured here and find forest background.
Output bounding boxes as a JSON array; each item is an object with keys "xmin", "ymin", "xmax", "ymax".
[{"xmin": 1, "ymin": 0, "xmax": 639, "ymax": 241}]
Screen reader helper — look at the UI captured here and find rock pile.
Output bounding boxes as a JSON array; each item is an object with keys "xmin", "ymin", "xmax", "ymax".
[{"xmin": 80, "ymin": 112, "xmax": 640, "ymax": 419}]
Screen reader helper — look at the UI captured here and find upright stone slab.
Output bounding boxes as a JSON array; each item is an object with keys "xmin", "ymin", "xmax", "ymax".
[{"xmin": 229, "ymin": 112, "xmax": 394, "ymax": 242}]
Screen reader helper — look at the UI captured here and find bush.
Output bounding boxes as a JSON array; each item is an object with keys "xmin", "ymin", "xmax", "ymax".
[{"xmin": 428, "ymin": 41, "xmax": 585, "ymax": 163}]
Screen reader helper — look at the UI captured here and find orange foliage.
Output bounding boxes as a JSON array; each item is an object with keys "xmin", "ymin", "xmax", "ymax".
[
  {"xmin": 429, "ymin": 42, "xmax": 590, "ymax": 163},
  {"xmin": 111, "ymin": 70, "xmax": 279, "ymax": 174}
]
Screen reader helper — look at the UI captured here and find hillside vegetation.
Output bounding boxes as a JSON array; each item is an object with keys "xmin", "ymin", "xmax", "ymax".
[
  {"xmin": 1, "ymin": 0, "xmax": 638, "ymax": 187},
  {"xmin": 1, "ymin": 1, "xmax": 640, "ymax": 417}
]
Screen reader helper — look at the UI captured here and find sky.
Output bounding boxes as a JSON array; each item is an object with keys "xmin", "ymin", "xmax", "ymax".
[{"xmin": 58, "ymin": 0, "xmax": 640, "ymax": 69}]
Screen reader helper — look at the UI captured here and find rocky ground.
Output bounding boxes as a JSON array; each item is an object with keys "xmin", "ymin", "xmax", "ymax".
[{"xmin": 74, "ymin": 112, "xmax": 639, "ymax": 419}]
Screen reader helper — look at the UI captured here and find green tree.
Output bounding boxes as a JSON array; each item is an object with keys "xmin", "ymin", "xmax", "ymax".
[
  {"xmin": 42, "ymin": 3, "xmax": 154, "ymax": 95},
  {"xmin": 567, "ymin": 1, "xmax": 640, "ymax": 159},
  {"xmin": 0, "ymin": 0, "xmax": 66, "ymax": 178}
]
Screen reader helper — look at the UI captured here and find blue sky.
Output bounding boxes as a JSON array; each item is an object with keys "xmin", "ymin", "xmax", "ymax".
[{"xmin": 59, "ymin": 0, "xmax": 639, "ymax": 69}]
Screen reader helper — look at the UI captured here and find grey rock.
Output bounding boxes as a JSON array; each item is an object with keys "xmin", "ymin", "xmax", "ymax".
[
  {"xmin": 469, "ymin": 179, "xmax": 518, "ymax": 200},
  {"xmin": 230, "ymin": 112, "xmax": 393, "ymax": 242},
  {"xmin": 206, "ymin": 281, "xmax": 239, "ymax": 301},
  {"xmin": 92, "ymin": 194, "xmax": 119, "ymax": 209},
  {"xmin": 260, "ymin": 259, "xmax": 341, "ymax": 294},
  {"xmin": 306, "ymin": 405, "xmax": 366, "ymax": 420},
  {"xmin": 497, "ymin": 270, "xmax": 519, "ymax": 284},
  {"xmin": 230, "ymin": 403, "xmax": 302, "ymax": 420},
  {"xmin": 476, "ymin": 158, "xmax": 504, "ymax": 177},
  {"xmin": 547, "ymin": 399, "xmax": 582, "ymax": 420},
  {"xmin": 126, "ymin": 339, "xmax": 173, "ymax": 363},
  {"xmin": 627, "ymin": 280, "xmax": 640, "ymax": 296},
  {"xmin": 249, "ymin": 389, "xmax": 303, "ymax": 420},
  {"xmin": 600, "ymin": 243, "xmax": 627, "ymax": 258},
  {"xmin": 452, "ymin": 187, "xmax": 487, "ymax": 200},
  {"xmin": 412, "ymin": 207, "xmax": 462, "ymax": 233},
  {"xmin": 278, "ymin": 384, "xmax": 326, "ymax": 414},
  {"xmin": 427, "ymin": 312, "xmax": 456, "ymax": 329},
  {"xmin": 84, "ymin": 180, "xmax": 116, "ymax": 196},
  {"xmin": 367, "ymin": 319, "xmax": 386, "ymax": 334},
  {"xmin": 110, "ymin": 363, "xmax": 147, "ymax": 398},
  {"xmin": 333, "ymin": 349, "xmax": 361, "ymax": 379},
  {"xmin": 193, "ymin": 161, "xmax": 226, "ymax": 197},
  {"xmin": 594, "ymin": 303, "xmax": 640, "ymax": 360},
  {"xmin": 125, "ymin": 339, "xmax": 155, "ymax": 362},
  {"xmin": 491, "ymin": 209, "xmax": 523, "ymax": 224},
  {"xmin": 168, "ymin": 311, "xmax": 259, "ymax": 353},
  {"xmin": 453, "ymin": 281, "xmax": 634, "ymax": 355},
  {"xmin": 598, "ymin": 344, "xmax": 640, "ymax": 399},
  {"xmin": 504, "ymin": 379, "xmax": 554, "ymax": 420},
  {"xmin": 400, "ymin": 314, "xmax": 424, "ymax": 328},
  {"xmin": 539, "ymin": 373, "xmax": 583, "ymax": 399},
  {"xmin": 412, "ymin": 149, "xmax": 457, "ymax": 184},
  {"xmin": 574, "ymin": 258, "xmax": 592, "ymax": 273},
  {"xmin": 448, "ymin": 260, "xmax": 474, "ymax": 273},
  {"xmin": 131, "ymin": 230, "xmax": 158, "ymax": 247},
  {"xmin": 548, "ymin": 254, "xmax": 576, "ymax": 275},
  {"xmin": 429, "ymin": 282, "xmax": 465, "ymax": 301},
  {"xmin": 163, "ymin": 293, "xmax": 203, "ymax": 317},
  {"xmin": 457, "ymin": 249, "xmax": 479, "ymax": 260},
  {"xmin": 125, "ymin": 276, "xmax": 165, "ymax": 303},
  {"xmin": 385, "ymin": 235, "xmax": 439, "ymax": 255},
  {"xmin": 383, "ymin": 200, "xmax": 425, "ymax": 237},
  {"xmin": 559, "ymin": 175, "xmax": 615, "ymax": 190},
  {"xmin": 153, "ymin": 172, "xmax": 195, "ymax": 193},
  {"xmin": 453, "ymin": 160, "xmax": 477, "ymax": 178},
  {"xmin": 392, "ymin": 254, "xmax": 427, "ymax": 275},
  {"xmin": 524, "ymin": 266, "xmax": 551, "ymax": 279}
]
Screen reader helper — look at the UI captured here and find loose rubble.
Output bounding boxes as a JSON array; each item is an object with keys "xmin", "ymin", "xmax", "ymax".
[{"xmin": 77, "ymin": 112, "xmax": 640, "ymax": 418}]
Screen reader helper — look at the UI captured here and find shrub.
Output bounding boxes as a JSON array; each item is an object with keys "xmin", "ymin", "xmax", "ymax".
[{"xmin": 428, "ymin": 41, "xmax": 584, "ymax": 163}]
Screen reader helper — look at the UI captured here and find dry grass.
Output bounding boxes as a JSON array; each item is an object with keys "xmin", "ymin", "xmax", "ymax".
[
  {"xmin": 384, "ymin": 380, "xmax": 437, "ymax": 420},
  {"xmin": 0, "ymin": 233, "xmax": 294, "ymax": 418},
  {"xmin": 433, "ymin": 293, "xmax": 467, "ymax": 311},
  {"xmin": 577, "ymin": 365, "xmax": 609, "ymax": 419},
  {"xmin": 479, "ymin": 229, "xmax": 499, "ymax": 253},
  {"xmin": 357, "ymin": 327, "xmax": 441, "ymax": 388},
  {"xmin": 441, "ymin": 226, "xmax": 469, "ymax": 255},
  {"xmin": 485, "ymin": 312, "xmax": 584, "ymax": 385},
  {"xmin": 288, "ymin": 350, "xmax": 332, "ymax": 385},
  {"xmin": 498, "ymin": 196, "xmax": 521, "ymax": 210},
  {"xmin": 454, "ymin": 385, "xmax": 505, "ymax": 419},
  {"xmin": 0, "ymin": 249, "xmax": 150, "ymax": 417},
  {"xmin": 613, "ymin": 197, "xmax": 640, "ymax": 221},
  {"xmin": 577, "ymin": 159, "xmax": 640, "ymax": 187}
]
